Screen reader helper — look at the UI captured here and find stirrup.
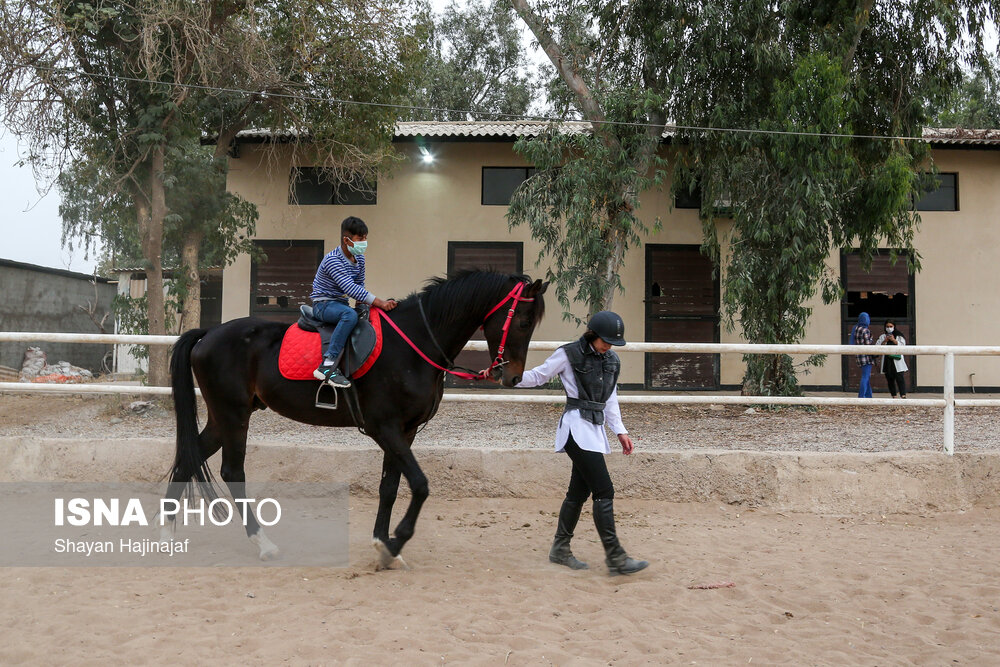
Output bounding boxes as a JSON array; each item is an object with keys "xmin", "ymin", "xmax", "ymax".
[{"xmin": 315, "ymin": 382, "xmax": 339, "ymax": 410}]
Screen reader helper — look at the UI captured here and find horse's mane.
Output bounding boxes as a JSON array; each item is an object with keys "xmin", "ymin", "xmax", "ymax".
[{"xmin": 399, "ymin": 269, "xmax": 544, "ymax": 328}]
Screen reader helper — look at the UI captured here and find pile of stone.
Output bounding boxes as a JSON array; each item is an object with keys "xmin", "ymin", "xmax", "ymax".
[{"xmin": 20, "ymin": 347, "xmax": 93, "ymax": 383}]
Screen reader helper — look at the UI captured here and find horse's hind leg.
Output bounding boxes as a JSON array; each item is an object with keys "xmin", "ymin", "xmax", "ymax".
[
  {"xmin": 216, "ymin": 413, "xmax": 280, "ymax": 561},
  {"xmin": 161, "ymin": 426, "xmax": 224, "ymax": 541}
]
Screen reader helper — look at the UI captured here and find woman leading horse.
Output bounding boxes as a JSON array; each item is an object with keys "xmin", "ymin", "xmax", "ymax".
[{"xmin": 166, "ymin": 270, "xmax": 547, "ymax": 567}]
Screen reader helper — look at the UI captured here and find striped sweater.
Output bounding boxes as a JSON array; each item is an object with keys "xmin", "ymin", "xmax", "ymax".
[{"xmin": 310, "ymin": 247, "xmax": 375, "ymax": 305}]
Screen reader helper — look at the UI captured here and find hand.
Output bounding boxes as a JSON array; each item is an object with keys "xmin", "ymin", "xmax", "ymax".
[
  {"xmin": 374, "ymin": 298, "xmax": 397, "ymax": 311},
  {"xmin": 618, "ymin": 433, "xmax": 634, "ymax": 455}
]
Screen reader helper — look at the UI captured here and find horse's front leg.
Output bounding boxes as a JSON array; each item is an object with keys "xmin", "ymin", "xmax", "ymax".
[{"xmin": 371, "ymin": 435, "xmax": 427, "ymax": 570}]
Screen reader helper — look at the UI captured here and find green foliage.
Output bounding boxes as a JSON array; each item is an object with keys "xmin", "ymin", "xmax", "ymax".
[
  {"xmin": 662, "ymin": 0, "xmax": 991, "ymax": 394},
  {"xmin": 930, "ymin": 66, "xmax": 1000, "ymax": 129},
  {"xmin": 408, "ymin": 0, "xmax": 540, "ymax": 119},
  {"xmin": 111, "ymin": 294, "xmax": 149, "ymax": 364},
  {"xmin": 508, "ymin": 115, "xmax": 665, "ymax": 321}
]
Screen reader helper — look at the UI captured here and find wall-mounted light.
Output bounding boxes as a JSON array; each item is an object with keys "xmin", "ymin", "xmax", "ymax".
[{"xmin": 419, "ymin": 147, "xmax": 435, "ymax": 164}]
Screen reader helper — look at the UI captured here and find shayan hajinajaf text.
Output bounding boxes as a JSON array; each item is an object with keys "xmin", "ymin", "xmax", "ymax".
[{"xmin": 53, "ymin": 538, "xmax": 190, "ymax": 557}]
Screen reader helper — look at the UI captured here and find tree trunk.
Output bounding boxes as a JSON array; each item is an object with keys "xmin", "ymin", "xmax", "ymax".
[
  {"xmin": 139, "ymin": 145, "xmax": 169, "ymax": 387},
  {"xmin": 179, "ymin": 229, "xmax": 204, "ymax": 332}
]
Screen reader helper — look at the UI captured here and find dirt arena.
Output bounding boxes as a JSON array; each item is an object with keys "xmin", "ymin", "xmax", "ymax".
[{"xmin": 2, "ymin": 395, "xmax": 1000, "ymax": 663}]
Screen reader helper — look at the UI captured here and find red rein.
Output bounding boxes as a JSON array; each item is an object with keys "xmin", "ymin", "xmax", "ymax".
[{"xmin": 377, "ymin": 281, "xmax": 534, "ymax": 381}]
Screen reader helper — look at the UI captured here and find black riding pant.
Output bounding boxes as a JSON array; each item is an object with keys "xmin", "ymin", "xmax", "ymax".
[
  {"xmin": 885, "ymin": 364, "xmax": 907, "ymax": 397},
  {"xmin": 563, "ymin": 434, "xmax": 615, "ymax": 502}
]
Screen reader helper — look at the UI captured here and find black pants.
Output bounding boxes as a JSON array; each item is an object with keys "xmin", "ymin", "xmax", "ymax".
[
  {"xmin": 884, "ymin": 363, "xmax": 907, "ymax": 397},
  {"xmin": 563, "ymin": 434, "xmax": 614, "ymax": 502}
]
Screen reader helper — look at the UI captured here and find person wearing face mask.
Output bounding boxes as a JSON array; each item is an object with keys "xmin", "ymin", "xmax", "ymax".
[
  {"xmin": 514, "ymin": 311, "xmax": 649, "ymax": 576},
  {"xmin": 310, "ymin": 216, "xmax": 397, "ymax": 388},
  {"xmin": 876, "ymin": 320, "xmax": 908, "ymax": 399},
  {"xmin": 850, "ymin": 312, "xmax": 874, "ymax": 398}
]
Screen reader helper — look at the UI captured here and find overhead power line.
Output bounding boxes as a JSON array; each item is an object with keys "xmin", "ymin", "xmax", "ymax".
[{"xmin": 19, "ymin": 63, "xmax": 1000, "ymax": 144}]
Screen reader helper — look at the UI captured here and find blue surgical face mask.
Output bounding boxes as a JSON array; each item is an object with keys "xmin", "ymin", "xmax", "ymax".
[{"xmin": 347, "ymin": 239, "xmax": 368, "ymax": 256}]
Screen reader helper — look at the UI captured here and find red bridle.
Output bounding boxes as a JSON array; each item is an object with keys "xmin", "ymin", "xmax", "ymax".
[{"xmin": 377, "ymin": 281, "xmax": 535, "ymax": 380}]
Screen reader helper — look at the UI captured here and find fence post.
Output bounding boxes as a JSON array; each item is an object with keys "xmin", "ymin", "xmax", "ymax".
[{"xmin": 943, "ymin": 352, "xmax": 955, "ymax": 455}]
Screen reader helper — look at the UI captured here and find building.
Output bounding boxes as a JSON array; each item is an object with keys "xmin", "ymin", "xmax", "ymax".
[{"xmin": 218, "ymin": 122, "xmax": 1000, "ymax": 391}]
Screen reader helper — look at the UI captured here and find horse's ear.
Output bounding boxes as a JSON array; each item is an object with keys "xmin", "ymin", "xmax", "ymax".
[{"xmin": 526, "ymin": 279, "xmax": 548, "ymax": 296}]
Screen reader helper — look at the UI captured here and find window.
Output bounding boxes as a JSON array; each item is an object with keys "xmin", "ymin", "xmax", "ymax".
[
  {"xmin": 250, "ymin": 240, "xmax": 325, "ymax": 323},
  {"xmin": 915, "ymin": 173, "xmax": 957, "ymax": 211},
  {"xmin": 446, "ymin": 242, "xmax": 523, "ymax": 387},
  {"xmin": 447, "ymin": 242, "xmax": 523, "ymax": 275},
  {"xmin": 673, "ymin": 185, "xmax": 701, "ymax": 209},
  {"xmin": 482, "ymin": 167, "xmax": 535, "ymax": 206},
  {"xmin": 289, "ymin": 168, "xmax": 377, "ymax": 205}
]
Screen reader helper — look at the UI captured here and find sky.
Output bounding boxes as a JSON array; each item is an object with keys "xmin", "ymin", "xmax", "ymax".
[{"xmin": 0, "ymin": 130, "xmax": 94, "ymax": 273}]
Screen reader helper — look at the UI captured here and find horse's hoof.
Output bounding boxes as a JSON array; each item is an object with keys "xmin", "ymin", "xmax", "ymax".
[
  {"xmin": 251, "ymin": 532, "xmax": 281, "ymax": 561},
  {"xmin": 372, "ymin": 538, "xmax": 409, "ymax": 571}
]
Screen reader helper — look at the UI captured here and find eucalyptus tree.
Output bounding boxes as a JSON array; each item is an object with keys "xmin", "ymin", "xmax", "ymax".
[
  {"xmin": 409, "ymin": 0, "xmax": 540, "ymax": 120},
  {"xmin": 508, "ymin": 0, "xmax": 997, "ymax": 392},
  {"xmin": 507, "ymin": 0, "xmax": 673, "ymax": 320},
  {"xmin": 668, "ymin": 0, "xmax": 998, "ymax": 394},
  {"xmin": 0, "ymin": 0, "xmax": 427, "ymax": 384}
]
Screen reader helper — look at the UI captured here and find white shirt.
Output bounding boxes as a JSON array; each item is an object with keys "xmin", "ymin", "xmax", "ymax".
[{"xmin": 515, "ymin": 347, "xmax": 627, "ymax": 454}]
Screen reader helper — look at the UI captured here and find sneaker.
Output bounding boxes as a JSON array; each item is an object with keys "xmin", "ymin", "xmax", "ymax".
[{"xmin": 314, "ymin": 365, "xmax": 351, "ymax": 388}]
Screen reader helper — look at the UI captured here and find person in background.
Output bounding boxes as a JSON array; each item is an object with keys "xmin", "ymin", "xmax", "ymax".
[
  {"xmin": 514, "ymin": 311, "xmax": 649, "ymax": 576},
  {"xmin": 851, "ymin": 312, "xmax": 874, "ymax": 398},
  {"xmin": 876, "ymin": 319, "xmax": 908, "ymax": 399}
]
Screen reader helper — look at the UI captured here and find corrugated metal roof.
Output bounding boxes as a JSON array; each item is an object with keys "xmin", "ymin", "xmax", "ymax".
[
  {"xmin": 394, "ymin": 120, "xmax": 593, "ymax": 137},
  {"xmin": 922, "ymin": 127, "xmax": 1000, "ymax": 145},
  {"xmin": 232, "ymin": 122, "xmax": 1000, "ymax": 145}
]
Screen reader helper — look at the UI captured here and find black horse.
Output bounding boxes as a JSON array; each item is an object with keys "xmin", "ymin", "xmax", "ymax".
[{"xmin": 165, "ymin": 270, "xmax": 548, "ymax": 567}]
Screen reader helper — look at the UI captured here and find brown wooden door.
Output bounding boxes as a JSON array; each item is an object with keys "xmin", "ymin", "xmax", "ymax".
[
  {"xmin": 446, "ymin": 242, "xmax": 523, "ymax": 387},
  {"xmin": 841, "ymin": 252, "xmax": 916, "ymax": 392},
  {"xmin": 645, "ymin": 245, "xmax": 720, "ymax": 389},
  {"xmin": 251, "ymin": 240, "xmax": 325, "ymax": 323}
]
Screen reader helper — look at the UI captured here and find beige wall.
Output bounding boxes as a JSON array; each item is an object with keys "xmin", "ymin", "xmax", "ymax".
[{"xmin": 224, "ymin": 140, "xmax": 999, "ymax": 388}]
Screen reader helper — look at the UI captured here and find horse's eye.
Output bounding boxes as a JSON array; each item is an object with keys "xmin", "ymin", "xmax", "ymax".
[{"xmin": 518, "ymin": 320, "xmax": 532, "ymax": 330}]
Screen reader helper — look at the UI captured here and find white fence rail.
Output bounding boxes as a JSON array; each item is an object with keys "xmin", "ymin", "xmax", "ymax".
[{"xmin": 4, "ymin": 332, "xmax": 1000, "ymax": 455}]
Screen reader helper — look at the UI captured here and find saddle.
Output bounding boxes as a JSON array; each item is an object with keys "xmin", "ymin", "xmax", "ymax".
[{"xmin": 277, "ymin": 304, "xmax": 382, "ymax": 382}]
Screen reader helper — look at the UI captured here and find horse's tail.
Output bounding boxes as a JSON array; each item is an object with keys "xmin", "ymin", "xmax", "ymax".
[{"xmin": 168, "ymin": 328, "xmax": 218, "ymax": 499}]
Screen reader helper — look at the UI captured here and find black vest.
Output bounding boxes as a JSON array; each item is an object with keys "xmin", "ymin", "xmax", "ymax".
[{"xmin": 561, "ymin": 337, "xmax": 621, "ymax": 425}]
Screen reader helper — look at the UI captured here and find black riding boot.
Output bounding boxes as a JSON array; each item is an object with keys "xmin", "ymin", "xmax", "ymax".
[
  {"xmin": 549, "ymin": 500, "xmax": 588, "ymax": 570},
  {"xmin": 592, "ymin": 498, "xmax": 649, "ymax": 575}
]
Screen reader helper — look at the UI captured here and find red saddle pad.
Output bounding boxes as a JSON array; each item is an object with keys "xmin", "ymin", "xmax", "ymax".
[
  {"xmin": 278, "ymin": 323, "xmax": 322, "ymax": 381},
  {"xmin": 277, "ymin": 311, "xmax": 383, "ymax": 381}
]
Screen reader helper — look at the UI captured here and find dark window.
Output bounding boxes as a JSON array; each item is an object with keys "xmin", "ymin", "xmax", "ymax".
[
  {"xmin": 289, "ymin": 168, "xmax": 376, "ymax": 205},
  {"xmin": 251, "ymin": 240, "xmax": 325, "ymax": 323},
  {"xmin": 673, "ymin": 184, "xmax": 701, "ymax": 209},
  {"xmin": 915, "ymin": 173, "xmax": 957, "ymax": 211},
  {"xmin": 447, "ymin": 242, "xmax": 523, "ymax": 387},
  {"xmin": 482, "ymin": 167, "xmax": 535, "ymax": 206}
]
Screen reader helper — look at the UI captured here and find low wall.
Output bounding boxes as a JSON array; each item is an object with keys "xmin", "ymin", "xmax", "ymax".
[{"xmin": 3, "ymin": 438, "xmax": 999, "ymax": 514}]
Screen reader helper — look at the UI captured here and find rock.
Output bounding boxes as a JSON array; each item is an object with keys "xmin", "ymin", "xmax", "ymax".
[
  {"xmin": 109, "ymin": 417, "xmax": 123, "ymax": 425},
  {"xmin": 129, "ymin": 401, "xmax": 154, "ymax": 415},
  {"xmin": 744, "ymin": 408, "xmax": 756, "ymax": 414},
  {"xmin": 709, "ymin": 404, "xmax": 725, "ymax": 411}
]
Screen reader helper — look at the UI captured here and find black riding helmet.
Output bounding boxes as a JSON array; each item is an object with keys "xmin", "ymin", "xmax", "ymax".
[{"xmin": 587, "ymin": 310, "xmax": 626, "ymax": 346}]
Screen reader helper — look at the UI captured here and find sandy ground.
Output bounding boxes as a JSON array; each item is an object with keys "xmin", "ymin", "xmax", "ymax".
[
  {"xmin": 3, "ymin": 394, "xmax": 1000, "ymax": 663},
  {"xmin": 1, "ymin": 498, "xmax": 999, "ymax": 665},
  {"xmin": 2, "ymin": 393, "xmax": 1000, "ymax": 452}
]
